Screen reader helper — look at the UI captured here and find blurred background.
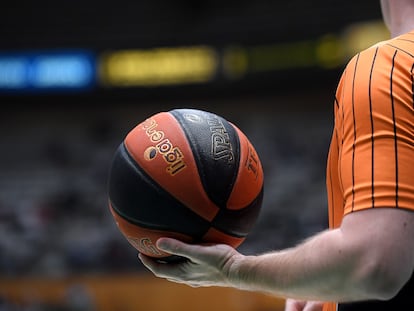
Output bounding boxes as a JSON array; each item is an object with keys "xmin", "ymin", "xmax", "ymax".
[{"xmin": 0, "ymin": 0, "xmax": 388, "ymax": 310}]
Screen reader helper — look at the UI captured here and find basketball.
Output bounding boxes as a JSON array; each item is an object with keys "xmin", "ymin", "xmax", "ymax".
[{"xmin": 107, "ymin": 108, "xmax": 264, "ymax": 261}]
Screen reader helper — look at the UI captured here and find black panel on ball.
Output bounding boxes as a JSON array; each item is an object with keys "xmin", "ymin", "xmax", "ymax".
[
  {"xmin": 108, "ymin": 143, "xmax": 210, "ymax": 238},
  {"xmin": 211, "ymin": 187, "xmax": 264, "ymax": 237},
  {"xmin": 170, "ymin": 109, "xmax": 240, "ymax": 209}
]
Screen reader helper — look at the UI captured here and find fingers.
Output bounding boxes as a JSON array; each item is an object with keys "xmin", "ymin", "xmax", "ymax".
[
  {"xmin": 303, "ymin": 301, "xmax": 324, "ymax": 311},
  {"xmin": 137, "ymin": 238, "xmax": 201, "ymax": 279},
  {"xmin": 138, "ymin": 253, "xmax": 201, "ymax": 287},
  {"xmin": 284, "ymin": 299, "xmax": 324, "ymax": 311},
  {"xmin": 138, "ymin": 253, "xmax": 178, "ymax": 278},
  {"xmin": 284, "ymin": 299, "xmax": 305, "ymax": 311},
  {"xmin": 138, "ymin": 238, "xmax": 240, "ymax": 289},
  {"xmin": 156, "ymin": 237, "xmax": 201, "ymax": 261}
]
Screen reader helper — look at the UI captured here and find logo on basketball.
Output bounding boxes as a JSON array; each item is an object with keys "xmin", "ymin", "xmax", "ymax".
[
  {"xmin": 246, "ymin": 144, "xmax": 260, "ymax": 179},
  {"xmin": 127, "ymin": 236, "xmax": 162, "ymax": 256},
  {"xmin": 183, "ymin": 112, "xmax": 203, "ymax": 123},
  {"xmin": 144, "ymin": 147, "xmax": 157, "ymax": 160},
  {"xmin": 142, "ymin": 117, "xmax": 187, "ymax": 175},
  {"xmin": 207, "ymin": 115, "xmax": 234, "ymax": 163}
]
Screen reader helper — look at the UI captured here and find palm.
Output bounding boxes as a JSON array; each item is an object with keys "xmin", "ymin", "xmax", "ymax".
[{"xmin": 139, "ymin": 238, "xmax": 241, "ymax": 288}]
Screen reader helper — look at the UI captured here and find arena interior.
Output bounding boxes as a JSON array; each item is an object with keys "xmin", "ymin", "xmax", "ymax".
[{"xmin": 0, "ymin": 1, "xmax": 387, "ymax": 310}]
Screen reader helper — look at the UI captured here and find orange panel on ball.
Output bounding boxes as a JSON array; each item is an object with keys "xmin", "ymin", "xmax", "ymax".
[
  {"xmin": 226, "ymin": 125, "xmax": 264, "ymax": 210},
  {"xmin": 109, "ymin": 203, "xmax": 193, "ymax": 258}
]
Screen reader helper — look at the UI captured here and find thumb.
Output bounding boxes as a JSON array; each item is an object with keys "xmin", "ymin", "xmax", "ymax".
[
  {"xmin": 156, "ymin": 238, "xmax": 195, "ymax": 257},
  {"xmin": 156, "ymin": 237, "xmax": 216, "ymax": 263}
]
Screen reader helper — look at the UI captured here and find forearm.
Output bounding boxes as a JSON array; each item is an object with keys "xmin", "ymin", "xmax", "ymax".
[
  {"xmin": 228, "ymin": 229, "xmax": 383, "ymax": 302},
  {"xmin": 140, "ymin": 209, "xmax": 413, "ymax": 303}
]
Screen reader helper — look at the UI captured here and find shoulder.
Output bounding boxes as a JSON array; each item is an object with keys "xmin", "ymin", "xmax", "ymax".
[
  {"xmin": 352, "ymin": 30, "xmax": 414, "ymax": 68},
  {"xmin": 339, "ymin": 31, "xmax": 414, "ymax": 89}
]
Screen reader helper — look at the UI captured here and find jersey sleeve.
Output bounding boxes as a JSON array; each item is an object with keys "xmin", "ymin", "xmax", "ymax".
[{"xmin": 336, "ymin": 41, "xmax": 414, "ymax": 215}]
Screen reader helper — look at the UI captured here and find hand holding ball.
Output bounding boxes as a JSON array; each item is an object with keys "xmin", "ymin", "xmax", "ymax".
[{"xmin": 108, "ymin": 109, "xmax": 264, "ymax": 261}]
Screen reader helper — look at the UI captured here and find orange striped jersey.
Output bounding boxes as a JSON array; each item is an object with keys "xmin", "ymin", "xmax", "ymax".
[{"xmin": 324, "ymin": 30, "xmax": 414, "ymax": 311}]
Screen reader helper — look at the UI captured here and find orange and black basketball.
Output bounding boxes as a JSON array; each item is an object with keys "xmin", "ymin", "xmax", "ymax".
[{"xmin": 108, "ymin": 108, "xmax": 264, "ymax": 261}]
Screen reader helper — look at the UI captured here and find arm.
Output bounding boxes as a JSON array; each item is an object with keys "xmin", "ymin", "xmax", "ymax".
[{"xmin": 140, "ymin": 207, "xmax": 414, "ymax": 302}]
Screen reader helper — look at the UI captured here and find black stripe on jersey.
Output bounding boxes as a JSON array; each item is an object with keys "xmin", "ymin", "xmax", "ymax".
[
  {"xmin": 329, "ymin": 92, "xmax": 341, "ymax": 221},
  {"xmin": 390, "ymin": 50, "xmax": 399, "ymax": 208},
  {"xmin": 334, "ymin": 96, "xmax": 339, "ymax": 109},
  {"xmin": 411, "ymin": 63, "xmax": 414, "ymax": 109},
  {"xmin": 340, "ymin": 68, "xmax": 348, "ymax": 146},
  {"xmin": 351, "ymin": 54, "xmax": 360, "ymax": 212},
  {"xmin": 386, "ymin": 43, "xmax": 414, "ymax": 58},
  {"xmin": 368, "ymin": 48, "xmax": 379, "ymax": 209},
  {"xmin": 395, "ymin": 38, "xmax": 414, "ymax": 45},
  {"xmin": 337, "ymin": 66, "xmax": 348, "ymax": 200},
  {"xmin": 328, "ymin": 145, "xmax": 335, "ymax": 226}
]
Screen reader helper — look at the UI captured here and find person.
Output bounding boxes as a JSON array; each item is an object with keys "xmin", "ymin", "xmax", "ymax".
[{"xmin": 138, "ymin": 1, "xmax": 414, "ymax": 310}]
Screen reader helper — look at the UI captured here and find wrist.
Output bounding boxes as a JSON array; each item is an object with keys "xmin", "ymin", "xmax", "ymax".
[{"xmin": 226, "ymin": 253, "xmax": 257, "ymax": 289}]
